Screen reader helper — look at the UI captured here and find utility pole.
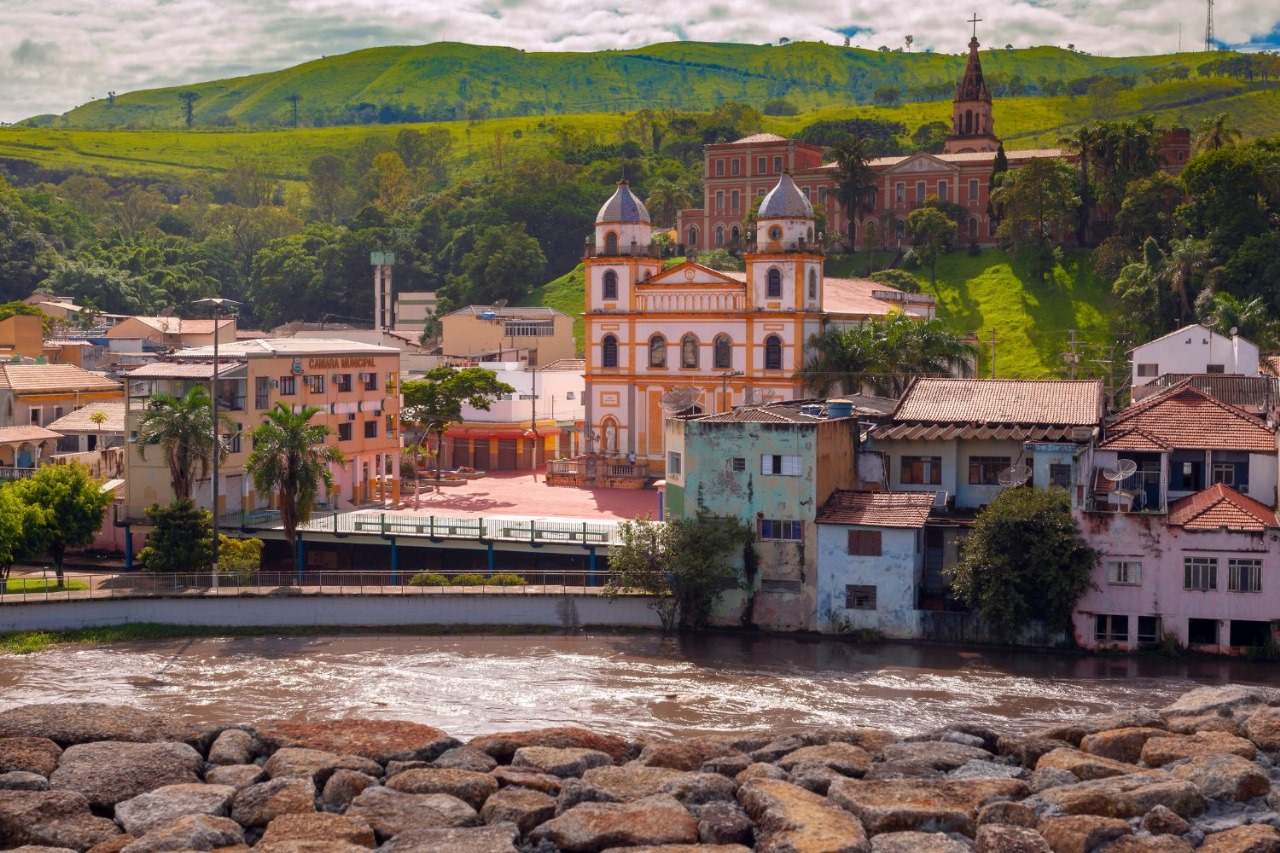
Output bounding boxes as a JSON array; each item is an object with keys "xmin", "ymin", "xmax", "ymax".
[
  {"xmin": 1064, "ymin": 329, "xmax": 1081, "ymax": 380},
  {"xmin": 988, "ymin": 328, "xmax": 997, "ymax": 379}
]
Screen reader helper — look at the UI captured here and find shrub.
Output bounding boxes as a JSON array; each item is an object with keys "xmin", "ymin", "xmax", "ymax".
[
  {"xmin": 218, "ymin": 536, "xmax": 262, "ymax": 581},
  {"xmin": 450, "ymin": 572, "xmax": 489, "ymax": 586},
  {"xmin": 409, "ymin": 571, "xmax": 449, "ymax": 586},
  {"xmin": 139, "ymin": 499, "xmax": 213, "ymax": 573},
  {"xmin": 487, "ymin": 573, "xmax": 527, "ymax": 586},
  {"xmin": 868, "ymin": 269, "xmax": 922, "ymax": 293}
]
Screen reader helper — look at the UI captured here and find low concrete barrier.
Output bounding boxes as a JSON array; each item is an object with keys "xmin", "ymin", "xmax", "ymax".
[{"xmin": 0, "ymin": 593, "xmax": 663, "ymax": 633}]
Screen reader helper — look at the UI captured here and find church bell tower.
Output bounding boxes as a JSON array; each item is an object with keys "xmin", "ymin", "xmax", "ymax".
[{"xmin": 943, "ymin": 15, "xmax": 1001, "ymax": 155}]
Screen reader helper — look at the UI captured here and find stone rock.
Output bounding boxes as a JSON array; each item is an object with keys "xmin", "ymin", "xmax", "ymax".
[
  {"xmin": 940, "ymin": 731, "xmax": 989, "ymax": 750},
  {"xmin": 490, "ymin": 765, "xmax": 562, "ymax": 795},
  {"xmin": 1140, "ymin": 732, "xmax": 1256, "ymax": 767},
  {"xmin": 0, "ymin": 704, "xmax": 202, "ymax": 748},
  {"xmin": 600, "ymin": 847, "xmax": 751, "ymax": 853},
  {"xmin": 662, "ymin": 772, "xmax": 736, "ymax": 806},
  {"xmin": 1025, "ymin": 770, "xmax": 1204, "ymax": 819},
  {"xmin": 1079, "ymin": 728, "xmax": 1166, "ymax": 764},
  {"xmin": 1166, "ymin": 753, "xmax": 1269, "ymax": 801},
  {"xmin": 1027, "ymin": 769, "xmax": 1079, "ymax": 793},
  {"xmin": 469, "ymin": 728, "xmax": 631, "ymax": 764},
  {"xmin": 701, "ymin": 753, "xmax": 754, "ymax": 778},
  {"xmin": 384, "ymin": 768, "xmax": 498, "ymax": 809},
  {"xmin": 735, "ymin": 762, "xmax": 788, "ymax": 785},
  {"xmin": 1160, "ymin": 685, "xmax": 1280, "ymax": 721},
  {"xmin": 259, "ymin": 812, "xmax": 376, "ymax": 847},
  {"xmin": 871, "ymin": 832, "xmax": 973, "ymax": 853},
  {"xmin": 0, "ymin": 790, "xmax": 122, "ymax": 852},
  {"xmin": 1197, "ymin": 824, "xmax": 1280, "ymax": 853},
  {"xmin": 696, "ymin": 801, "xmax": 754, "ymax": 846},
  {"xmin": 1081, "ymin": 710, "xmax": 1166, "ymax": 735},
  {"xmin": 557, "ymin": 778, "xmax": 621, "ymax": 813},
  {"xmin": 480, "ymin": 785, "xmax": 557, "ymax": 835},
  {"xmin": 384, "ymin": 760, "xmax": 431, "ymax": 777},
  {"xmin": 787, "ymin": 762, "xmax": 846, "ymax": 795},
  {"xmin": 430, "ymin": 747, "xmax": 497, "ymax": 773},
  {"xmin": 777, "ymin": 743, "xmax": 872, "ymax": 777},
  {"xmin": 634, "ymin": 739, "xmax": 736, "ymax": 771},
  {"xmin": 738, "ymin": 778, "xmax": 869, "ymax": 852},
  {"xmin": 1244, "ymin": 707, "xmax": 1280, "ymax": 752},
  {"xmin": 806, "ymin": 727, "xmax": 901, "ymax": 758},
  {"xmin": 950, "ymin": 761, "xmax": 1026, "ymax": 781},
  {"xmin": 257, "ymin": 720, "xmax": 459, "ymax": 765},
  {"xmin": 206, "ymin": 729, "xmax": 257, "ymax": 767},
  {"xmin": 205, "ymin": 765, "xmax": 266, "ymax": 790},
  {"xmin": 1, "ymin": 770, "xmax": 50, "ymax": 790},
  {"xmin": 0, "ymin": 736, "xmax": 63, "ymax": 776},
  {"xmin": 581, "ymin": 766, "xmax": 687, "ymax": 801},
  {"xmin": 230, "ymin": 777, "xmax": 317, "ymax": 827},
  {"xmin": 321, "ymin": 770, "xmax": 379, "ymax": 812},
  {"xmin": 748, "ymin": 735, "xmax": 809, "ymax": 764},
  {"xmin": 8, "ymin": 847, "xmax": 80, "ymax": 853},
  {"xmin": 974, "ymin": 825, "xmax": 1051, "ymax": 853},
  {"xmin": 1164, "ymin": 715, "xmax": 1242, "ymax": 736},
  {"xmin": 374, "ymin": 824, "xmax": 520, "ymax": 853},
  {"xmin": 978, "ymin": 802, "xmax": 1038, "ymax": 828},
  {"xmin": 532, "ymin": 793, "xmax": 698, "ymax": 852},
  {"xmin": 50, "ymin": 742, "xmax": 204, "ymax": 810},
  {"xmin": 1140, "ymin": 804, "xmax": 1189, "ymax": 835},
  {"xmin": 1036, "ymin": 748, "xmax": 1139, "ymax": 781},
  {"xmin": 1096, "ymin": 838, "xmax": 1193, "ymax": 853},
  {"xmin": 863, "ymin": 760, "xmax": 945, "ymax": 781},
  {"xmin": 114, "ymin": 784, "xmax": 237, "ymax": 837},
  {"xmin": 255, "ymin": 842, "xmax": 368, "ymax": 853},
  {"xmin": 511, "ymin": 746, "xmax": 613, "ymax": 778},
  {"xmin": 882, "ymin": 741, "xmax": 992, "ymax": 771},
  {"xmin": 118, "ymin": 815, "xmax": 244, "ymax": 853},
  {"xmin": 828, "ymin": 777, "xmax": 1028, "ymax": 838},
  {"xmin": 1037, "ymin": 815, "xmax": 1130, "ymax": 853},
  {"xmin": 85, "ymin": 837, "xmax": 135, "ymax": 853},
  {"xmin": 263, "ymin": 748, "xmax": 382, "ymax": 785},
  {"xmin": 346, "ymin": 787, "xmax": 479, "ymax": 841},
  {"xmin": 997, "ymin": 735, "xmax": 1075, "ymax": 768}
]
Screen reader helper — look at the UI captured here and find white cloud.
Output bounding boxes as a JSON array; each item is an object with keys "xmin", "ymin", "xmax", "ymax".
[{"xmin": 1, "ymin": 0, "xmax": 1276, "ymax": 123}]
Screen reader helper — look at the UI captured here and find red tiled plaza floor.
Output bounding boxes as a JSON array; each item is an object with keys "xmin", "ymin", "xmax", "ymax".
[{"xmin": 394, "ymin": 469, "xmax": 661, "ymax": 521}]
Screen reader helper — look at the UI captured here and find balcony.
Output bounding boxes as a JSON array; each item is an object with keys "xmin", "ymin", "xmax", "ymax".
[
  {"xmin": 1086, "ymin": 468, "xmax": 1166, "ymax": 514},
  {"xmin": 584, "ymin": 242, "xmax": 663, "ymax": 259},
  {"xmin": 635, "ymin": 292, "xmax": 747, "ymax": 313},
  {"xmin": 746, "ymin": 239, "xmax": 824, "ymax": 255}
]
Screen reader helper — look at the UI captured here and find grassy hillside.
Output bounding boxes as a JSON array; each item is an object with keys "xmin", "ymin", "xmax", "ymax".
[
  {"xmin": 521, "ymin": 249, "xmax": 1115, "ymax": 378},
  {"xmin": 38, "ymin": 41, "xmax": 1229, "ymax": 130}
]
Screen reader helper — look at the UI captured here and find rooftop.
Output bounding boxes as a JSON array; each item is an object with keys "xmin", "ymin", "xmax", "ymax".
[
  {"xmin": 816, "ymin": 491, "xmax": 935, "ymax": 528},
  {"xmin": 121, "ymin": 317, "xmax": 235, "ymax": 335},
  {"xmin": 889, "ymin": 378, "xmax": 1102, "ymax": 424},
  {"xmin": 445, "ymin": 306, "xmax": 568, "ymax": 320},
  {"xmin": 0, "ymin": 425, "xmax": 63, "ymax": 445},
  {"xmin": 858, "ymin": 148, "xmax": 1069, "ymax": 168},
  {"xmin": 731, "ymin": 133, "xmax": 790, "ymax": 145},
  {"xmin": 1133, "ymin": 373, "xmax": 1279, "ymax": 412},
  {"xmin": 1167, "ymin": 483, "xmax": 1278, "ymax": 531},
  {"xmin": 45, "ymin": 401, "xmax": 126, "ymax": 434},
  {"xmin": 126, "ymin": 361, "xmax": 245, "ymax": 380},
  {"xmin": 595, "ymin": 180, "xmax": 650, "ymax": 225},
  {"xmin": 174, "ymin": 338, "xmax": 400, "ymax": 359},
  {"xmin": 539, "ymin": 358, "xmax": 586, "ymax": 373},
  {"xmin": 1102, "ymin": 383, "xmax": 1275, "ymax": 453},
  {"xmin": 758, "ymin": 173, "xmax": 813, "ymax": 220},
  {"xmin": 0, "ymin": 364, "xmax": 121, "ymax": 394}
]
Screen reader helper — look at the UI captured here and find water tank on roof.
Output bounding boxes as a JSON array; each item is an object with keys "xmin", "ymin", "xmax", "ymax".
[
  {"xmin": 480, "ymin": 309, "xmax": 498, "ymax": 320},
  {"xmin": 827, "ymin": 399, "xmax": 854, "ymax": 419}
]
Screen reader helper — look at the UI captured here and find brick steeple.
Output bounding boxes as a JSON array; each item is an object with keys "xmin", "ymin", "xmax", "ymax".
[{"xmin": 943, "ymin": 31, "xmax": 1000, "ymax": 154}]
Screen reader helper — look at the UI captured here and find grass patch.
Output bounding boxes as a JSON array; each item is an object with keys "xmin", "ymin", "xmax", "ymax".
[
  {"xmin": 519, "ymin": 263, "xmax": 586, "ymax": 353},
  {"xmin": 4, "ymin": 578, "xmax": 89, "ymax": 593}
]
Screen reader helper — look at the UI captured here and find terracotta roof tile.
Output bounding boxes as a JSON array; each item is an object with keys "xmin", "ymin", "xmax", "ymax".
[
  {"xmin": 0, "ymin": 425, "xmax": 64, "ymax": 444},
  {"xmin": 889, "ymin": 378, "xmax": 1104, "ymax": 426},
  {"xmin": 816, "ymin": 491, "xmax": 935, "ymax": 528},
  {"xmin": 45, "ymin": 401, "xmax": 126, "ymax": 433},
  {"xmin": 1107, "ymin": 384, "xmax": 1275, "ymax": 451},
  {"xmin": 1097, "ymin": 427, "xmax": 1174, "ymax": 451},
  {"xmin": 0, "ymin": 364, "xmax": 121, "ymax": 393},
  {"xmin": 1167, "ymin": 484, "xmax": 1278, "ymax": 531}
]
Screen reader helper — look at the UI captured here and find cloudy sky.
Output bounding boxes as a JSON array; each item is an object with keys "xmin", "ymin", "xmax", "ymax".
[{"xmin": 3, "ymin": 0, "xmax": 1278, "ymax": 124}]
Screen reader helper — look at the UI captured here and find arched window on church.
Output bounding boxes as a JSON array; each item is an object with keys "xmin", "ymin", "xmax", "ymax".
[
  {"xmin": 602, "ymin": 335, "xmax": 619, "ymax": 368},
  {"xmin": 715, "ymin": 226, "xmax": 725, "ymax": 247},
  {"xmin": 767, "ymin": 268, "xmax": 782, "ymax": 298},
  {"xmin": 713, "ymin": 335, "xmax": 732, "ymax": 370},
  {"xmin": 681, "ymin": 334, "xmax": 699, "ymax": 369},
  {"xmin": 731, "ymin": 225, "xmax": 741, "ymax": 244},
  {"xmin": 808, "ymin": 268, "xmax": 818, "ymax": 300},
  {"xmin": 602, "ymin": 270, "xmax": 618, "ymax": 300},
  {"xmin": 604, "ymin": 231, "xmax": 618, "ymax": 255},
  {"xmin": 649, "ymin": 335, "xmax": 667, "ymax": 368},
  {"xmin": 764, "ymin": 335, "xmax": 783, "ymax": 370},
  {"xmin": 965, "ymin": 109, "xmax": 973, "ymax": 135}
]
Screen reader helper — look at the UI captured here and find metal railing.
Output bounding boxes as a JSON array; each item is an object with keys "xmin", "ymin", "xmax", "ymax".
[
  {"xmin": 0, "ymin": 467, "xmax": 37, "ymax": 481},
  {"xmin": 0, "ymin": 568, "xmax": 616, "ymax": 605}
]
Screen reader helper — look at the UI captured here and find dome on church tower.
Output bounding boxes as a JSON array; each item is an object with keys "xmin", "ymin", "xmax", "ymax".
[
  {"xmin": 595, "ymin": 180, "xmax": 650, "ymax": 225},
  {"xmin": 758, "ymin": 173, "xmax": 813, "ymax": 220}
]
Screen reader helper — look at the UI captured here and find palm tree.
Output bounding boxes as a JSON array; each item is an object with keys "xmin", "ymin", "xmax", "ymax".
[
  {"xmin": 246, "ymin": 404, "xmax": 345, "ymax": 569},
  {"xmin": 797, "ymin": 315, "xmax": 976, "ymax": 398},
  {"xmin": 1059, "ymin": 123, "xmax": 1100, "ymax": 245},
  {"xmin": 832, "ymin": 137, "xmax": 879, "ymax": 249},
  {"xmin": 1164, "ymin": 236, "xmax": 1211, "ymax": 325},
  {"xmin": 135, "ymin": 386, "xmax": 231, "ymax": 500},
  {"xmin": 1194, "ymin": 113, "xmax": 1242, "ymax": 154},
  {"xmin": 797, "ymin": 326, "xmax": 880, "ymax": 397},
  {"xmin": 644, "ymin": 179, "xmax": 694, "ymax": 229}
]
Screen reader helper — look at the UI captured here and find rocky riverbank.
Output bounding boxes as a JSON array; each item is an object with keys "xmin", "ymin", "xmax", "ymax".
[{"xmin": 2, "ymin": 686, "xmax": 1280, "ymax": 853}]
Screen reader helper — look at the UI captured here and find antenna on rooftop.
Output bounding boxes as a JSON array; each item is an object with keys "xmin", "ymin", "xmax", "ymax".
[
  {"xmin": 997, "ymin": 463, "xmax": 1032, "ymax": 488},
  {"xmin": 1102, "ymin": 459, "xmax": 1138, "ymax": 483},
  {"xmin": 660, "ymin": 387, "xmax": 703, "ymax": 414},
  {"xmin": 1204, "ymin": 0, "xmax": 1214, "ymax": 51}
]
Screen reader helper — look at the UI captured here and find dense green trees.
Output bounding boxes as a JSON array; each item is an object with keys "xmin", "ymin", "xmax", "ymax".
[
  {"xmin": 138, "ymin": 499, "xmax": 214, "ymax": 573},
  {"xmin": 135, "ymin": 386, "xmax": 232, "ymax": 500},
  {"xmin": 12, "ymin": 463, "xmax": 114, "ymax": 584},
  {"xmin": 991, "ymin": 157, "xmax": 1080, "ymax": 280}
]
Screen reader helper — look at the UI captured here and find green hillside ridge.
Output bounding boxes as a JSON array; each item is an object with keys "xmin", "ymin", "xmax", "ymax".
[
  {"xmin": 520, "ymin": 249, "xmax": 1115, "ymax": 379},
  {"xmin": 37, "ymin": 40, "xmax": 1240, "ymax": 130}
]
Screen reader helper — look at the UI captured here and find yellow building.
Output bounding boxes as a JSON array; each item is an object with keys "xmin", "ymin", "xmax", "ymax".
[
  {"xmin": 124, "ymin": 338, "xmax": 402, "ymax": 519},
  {"xmin": 0, "ymin": 363, "xmax": 122, "ymax": 431},
  {"xmin": 440, "ymin": 306, "xmax": 576, "ymax": 366}
]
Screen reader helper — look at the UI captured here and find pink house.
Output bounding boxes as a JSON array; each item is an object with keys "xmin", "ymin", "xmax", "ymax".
[{"xmin": 1075, "ymin": 382, "xmax": 1280, "ymax": 654}]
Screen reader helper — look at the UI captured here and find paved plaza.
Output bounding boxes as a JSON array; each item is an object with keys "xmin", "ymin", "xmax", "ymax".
[{"xmin": 394, "ymin": 469, "xmax": 660, "ymax": 521}]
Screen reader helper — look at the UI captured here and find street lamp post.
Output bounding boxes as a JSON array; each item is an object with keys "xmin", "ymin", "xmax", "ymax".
[{"xmin": 191, "ymin": 297, "xmax": 240, "ymax": 590}]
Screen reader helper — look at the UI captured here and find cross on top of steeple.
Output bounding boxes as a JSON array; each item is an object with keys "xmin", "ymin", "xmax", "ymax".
[{"xmin": 968, "ymin": 12, "xmax": 982, "ymax": 39}]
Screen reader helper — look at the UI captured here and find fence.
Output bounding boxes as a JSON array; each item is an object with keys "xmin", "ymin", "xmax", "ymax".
[
  {"xmin": 0, "ymin": 568, "xmax": 614, "ymax": 605},
  {"xmin": 219, "ymin": 510, "xmax": 627, "ymax": 546}
]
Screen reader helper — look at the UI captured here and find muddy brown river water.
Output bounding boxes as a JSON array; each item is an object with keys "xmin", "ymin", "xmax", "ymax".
[{"xmin": 0, "ymin": 633, "xmax": 1272, "ymax": 737}]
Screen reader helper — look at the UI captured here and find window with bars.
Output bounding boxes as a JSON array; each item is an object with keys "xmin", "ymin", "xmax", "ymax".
[
  {"xmin": 845, "ymin": 585, "xmax": 876, "ymax": 610},
  {"xmin": 1228, "ymin": 558, "xmax": 1262, "ymax": 593},
  {"xmin": 603, "ymin": 270, "xmax": 618, "ymax": 300},
  {"xmin": 847, "ymin": 530, "xmax": 882, "ymax": 556},
  {"xmin": 730, "ymin": 457, "xmax": 746, "ymax": 472},
  {"xmin": 761, "ymin": 454, "xmax": 802, "ymax": 476},
  {"xmin": 335, "ymin": 374, "xmax": 353, "ymax": 392},
  {"xmin": 279, "ymin": 376, "xmax": 296, "ymax": 396},
  {"xmin": 1094, "ymin": 614, "xmax": 1129, "ymax": 643},
  {"xmin": 1184, "ymin": 557, "xmax": 1218, "ymax": 591},
  {"xmin": 667, "ymin": 451, "xmax": 682, "ymax": 476},
  {"xmin": 766, "ymin": 268, "xmax": 782, "ymax": 298},
  {"xmin": 759, "ymin": 519, "xmax": 803, "ymax": 540},
  {"xmin": 1137, "ymin": 616, "xmax": 1161, "ymax": 646},
  {"xmin": 901, "ymin": 456, "xmax": 941, "ymax": 485},
  {"xmin": 764, "ymin": 335, "xmax": 783, "ymax": 370},
  {"xmin": 602, "ymin": 335, "xmax": 619, "ymax": 368},
  {"xmin": 968, "ymin": 456, "xmax": 1010, "ymax": 485},
  {"xmin": 364, "ymin": 419, "xmax": 378, "ymax": 439},
  {"xmin": 305, "ymin": 374, "xmax": 325, "ymax": 394},
  {"xmin": 360, "ymin": 372, "xmax": 377, "ymax": 391},
  {"xmin": 1107, "ymin": 560, "xmax": 1142, "ymax": 585},
  {"xmin": 255, "ymin": 376, "xmax": 270, "ymax": 409}
]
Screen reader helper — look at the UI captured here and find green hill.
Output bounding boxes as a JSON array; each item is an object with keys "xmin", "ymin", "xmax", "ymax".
[
  {"xmin": 32, "ymin": 41, "xmax": 1240, "ymax": 130},
  {"xmin": 521, "ymin": 249, "xmax": 1116, "ymax": 379}
]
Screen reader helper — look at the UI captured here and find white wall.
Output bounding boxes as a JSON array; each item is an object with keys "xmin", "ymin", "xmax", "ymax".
[
  {"xmin": 454, "ymin": 365, "xmax": 585, "ymax": 424},
  {"xmin": 1131, "ymin": 326, "xmax": 1260, "ymax": 386},
  {"xmin": 816, "ymin": 524, "xmax": 922, "ymax": 638}
]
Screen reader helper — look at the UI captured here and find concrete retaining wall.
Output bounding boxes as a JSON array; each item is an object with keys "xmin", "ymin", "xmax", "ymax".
[{"xmin": 0, "ymin": 594, "xmax": 663, "ymax": 633}]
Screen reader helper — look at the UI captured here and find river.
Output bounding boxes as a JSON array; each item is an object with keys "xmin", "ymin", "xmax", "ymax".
[{"xmin": 0, "ymin": 633, "xmax": 1267, "ymax": 738}]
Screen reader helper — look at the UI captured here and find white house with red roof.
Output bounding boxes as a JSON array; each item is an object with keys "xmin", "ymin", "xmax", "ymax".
[{"xmin": 1075, "ymin": 381, "xmax": 1280, "ymax": 654}]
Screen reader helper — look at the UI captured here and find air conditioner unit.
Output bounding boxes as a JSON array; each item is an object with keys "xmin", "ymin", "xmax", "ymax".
[
  {"xmin": 931, "ymin": 490, "xmax": 950, "ymax": 509},
  {"xmin": 270, "ymin": 379, "xmax": 279, "ymax": 389}
]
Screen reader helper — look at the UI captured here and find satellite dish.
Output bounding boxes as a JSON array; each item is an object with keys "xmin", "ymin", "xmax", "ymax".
[
  {"xmin": 997, "ymin": 464, "xmax": 1033, "ymax": 487},
  {"xmin": 1102, "ymin": 459, "xmax": 1139, "ymax": 482},
  {"xmin": 1230, "ymin": 326, "xmax": 1239, "ymax": 336},
  {"xmin": 744, "ymin": 388, "xmax": 779, "ymax": 405},
  {"xmin": 660, "ymin": 387, "xmax": 703, "ymax": 414},
  {"xmin": 493, "ymin": 298, "xmax": 508, "ymax": 309}
]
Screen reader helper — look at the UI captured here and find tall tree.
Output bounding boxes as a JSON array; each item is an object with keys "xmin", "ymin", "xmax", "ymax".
[
  {"xmin": 991, "ymin": 157, "xmax": 1080, "ymax": 280},
  {"xmin": 135, "ymin": 386, "xmax": 232, "ymax": 501},
  {"xmin": 797, "ymin": 314, "xmax": 976, "ymax": 397},
  {"xmin": 0, "ymin": 486, "xmax": 33, "ymax": 588},
  {"xmin": 178, "ymin": 91, "xmax": 200, "ymax": 128},
  {"xmin": 906, "ymin": 207, "xmax": 955, "ymax": 288},
  {"xmin": 246, "ymin": 404, "xmax": 345, "ymax": 570},
  {"xmin": 831, "ymin": 137, "xmax": 878, "ymax": 247},
  {"xmin": 1194, "ymin": 113, "xmax": 1242, "ymax": 154},
  {"xmin": 401, "ymin": 367, "xmax": 515, "ymax": 480},
  {"xmin": 285, "ymin": 94, "xmax": 302, "ymax": 128},
  {"xmin": 1059, "ymin": 124, "xmax": 1100, "ymax": 245},
  {"xmin": 13, "ymin": 462, "xmax": 113, "ymax": 584},
  {"xmin": 307, "ymin": 154, "xmax": 353, "ymax": 224},
  {"xmin": 644, "ymin": 178, "xmax": 693, "ymax": 229}
]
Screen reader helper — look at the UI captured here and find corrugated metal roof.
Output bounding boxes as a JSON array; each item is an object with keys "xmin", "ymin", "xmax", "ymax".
[
  {"xmin": 1167, "ymin": 484, "xmax": 1278, "ymax": 531},
  {"xmin": 816, "ymin": 490, "xmax": 935, "ymax": 528},
  {"xmin": 1136, "ymin": 373, "xmax": 1279, "ymax": 412}
]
